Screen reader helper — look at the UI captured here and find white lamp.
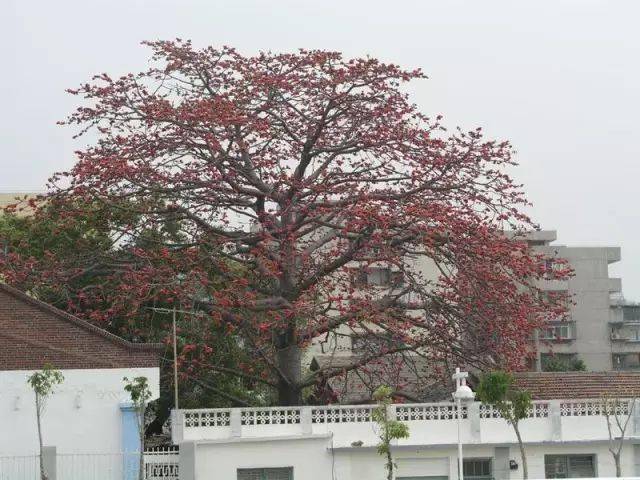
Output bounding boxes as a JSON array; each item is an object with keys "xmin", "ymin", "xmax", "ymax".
[{"xmin": 452, "ymin": 368, "xmax": 475, "ymax": 480}]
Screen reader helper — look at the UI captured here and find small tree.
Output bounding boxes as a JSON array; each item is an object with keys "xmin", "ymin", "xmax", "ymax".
[
  {"xmin": 27, "ymin": 364, "xmax": 64, "ymax": 480},
  {"xmin": 476, "ymin": 371, "xmax": 531, "ymax": 479},
  {"xmin": 602, "ymin": 396, "xmax": 637, "ymax": 477},
  {"xmin": 124, "ymin": 376, "xmax": 152, "ymax": 480},
  {"xmin": 372, "ymin": 386, "xmax": 410, "ymax": 480}
]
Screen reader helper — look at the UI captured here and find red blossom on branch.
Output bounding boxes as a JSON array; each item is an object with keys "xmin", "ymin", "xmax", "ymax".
[{"xmin": 2, "ymin": 40, "xmax": 571, "ymax": 405}]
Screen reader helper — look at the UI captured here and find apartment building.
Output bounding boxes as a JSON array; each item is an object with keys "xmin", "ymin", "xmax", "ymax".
[
  {"xmin": 530, "ymin": 230, "xmax": 640, "ymax": 372},
  {"xmin": 309, "ymin": 229, "xmax": 637, "ymax": 378}
]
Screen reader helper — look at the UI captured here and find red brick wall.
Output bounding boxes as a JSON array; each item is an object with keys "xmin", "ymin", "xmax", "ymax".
[{"xmin": 0, "ymin": 287, "xmax": 161, "ymax": 371}]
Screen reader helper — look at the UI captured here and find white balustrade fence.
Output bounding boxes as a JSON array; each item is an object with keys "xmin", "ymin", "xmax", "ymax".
[
  {"xmin": 311, "ymin": 405, "xmax": 373, "ymax": 423},
  {"xmin": 184, "ymin": 408, "xmax": 231, "ymax": 427},
  {"xmin": 396, "ymin": 402, "xmax": 465, "ymax": 421},
  {"xmin": 144, "ymin": 446, "xmax": 180, "ymax": 480},
  {"xmin": 173, "ymin": 398, "xmax": 640, "ymax": 447},
  {"xmin": 242, "ymin": 407, "xmax": 301, "ymax": 425},
  {"xmin": 0, "ymin": 449, "xmax": 178, "ymax": 480}
]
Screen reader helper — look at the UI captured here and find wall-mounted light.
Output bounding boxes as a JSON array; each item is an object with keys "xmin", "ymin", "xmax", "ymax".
[
  {"xmin": 509, "ymin": 460, "xmax": 519, "ymax": 470},
  {"xmin": 74, "ymin": 392, "xmax": 83, "ymax": 409},
  {"xmin": 13, "ymin": 395, "xmax": 21, "ymax": 411}
]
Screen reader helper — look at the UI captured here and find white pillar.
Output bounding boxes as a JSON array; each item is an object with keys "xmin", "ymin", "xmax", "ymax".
[{"xmin": 179, "ymin": 441, "xmax": 197, "ymax": 480}]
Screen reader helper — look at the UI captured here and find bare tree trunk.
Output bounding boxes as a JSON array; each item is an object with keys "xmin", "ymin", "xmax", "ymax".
[
  {"xmin": 614, "ymin": 452, "xmax": 622, "ymax": 477},
  {"xmin": 275, "ymin": 329, "xmax": 302, "ymax": 406},
  {"xmin": 35, "ymin": 394, "xmax": 47, "ymax": 480},
  {"xmin": 513, "ymin": 424, "xmax": 528, "ymax": 480},
  {"xmin": 386, "ymin": 447, "xmax": 393, "ymax": 480}
]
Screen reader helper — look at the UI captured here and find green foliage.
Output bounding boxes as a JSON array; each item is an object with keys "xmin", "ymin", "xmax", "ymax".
[
  {"xmin": 477, "ymin": 371, "xmax": 532, "ymax": 479},
  {"xmin": 27, "ymin": 364, "xmax": 64, "ymax": 399},
  {"xmin": 124, "ymin": 376, "xmax": 152, "ymax": 407},
  {"xmin": 543, "ymin": 357, "xmax": 586, "ymax": 372},
  {"xmin": 27, "ymin": 364, "xmax": 63, "ymax": 480},
  {"xmin": 476, "ymin": 371, "xmax": 532, "ymax": 424},
  {"xmin": 372, "ymin": 386, "xmax": 410, "ymax": 480},
  {"xmin": 2, "ymin": 200, "xmax": 267, "ymax": 428}
]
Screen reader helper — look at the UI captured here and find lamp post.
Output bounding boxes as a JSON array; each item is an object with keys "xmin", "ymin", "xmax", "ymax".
[{"xmin": 452, "ymin": 367, "xmax": 475, "ymax": 480}]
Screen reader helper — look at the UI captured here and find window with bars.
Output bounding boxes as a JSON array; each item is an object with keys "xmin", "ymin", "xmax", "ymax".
[
  {"xmin": 463, "ymin": 458, "xmax": 492, "ymax": 480},
  {"xmin": 237, "ymin": 468, "xmax": 293, "ymax": 480},
  {"xmin": 544, "ymin": 455, "xmax": 596, "ymax": 478}
]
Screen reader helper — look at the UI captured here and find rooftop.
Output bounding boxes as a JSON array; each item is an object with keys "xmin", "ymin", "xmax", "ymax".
[{"xmin": 514, "ymin": 371, "xmax": 640, "ymax": 400}]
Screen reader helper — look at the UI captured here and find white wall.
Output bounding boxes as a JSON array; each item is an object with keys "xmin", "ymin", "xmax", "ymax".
[
  {"xmin": 0, "ymin": 367, "xmax": 159, "ymax": 455},
  {"xmin": 195, "ymin": 437, "xmax": 335, "ymax": 480},
  {"xmin": 189, "ymin": 438, "xmax": 638, "ymax": 480}
]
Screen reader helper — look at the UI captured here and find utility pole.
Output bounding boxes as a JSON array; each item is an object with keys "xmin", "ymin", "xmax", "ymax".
[
  {"xmin": 172, "ymin": 306, "xmax": 179, "ymax": 410},
  {"xmin": 147, "ymin": 305, "xmax": 183, "ymax": 410}
]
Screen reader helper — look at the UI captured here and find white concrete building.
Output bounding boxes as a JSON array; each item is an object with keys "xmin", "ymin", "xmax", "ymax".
[
  {"xmin": 528, "ymin": 231, "xmax": 640, "ymax": 372},
  {"xmin": 0, "ymin": 283, "xmax": 162, "ymax": 478},
  {"xmin": 172, "ymin": 396, "xmax": 640, "ymax": 480}
]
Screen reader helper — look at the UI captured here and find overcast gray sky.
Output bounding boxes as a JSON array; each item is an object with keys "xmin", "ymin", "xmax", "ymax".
[{"xmin": 2, "ymin": 0, "xmax": 639, "ymax": 296}]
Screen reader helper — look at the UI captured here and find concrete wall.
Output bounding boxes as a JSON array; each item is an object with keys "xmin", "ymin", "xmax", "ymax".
[
  {"xmin": 0, "ymin": 367, "xmax": 159, "ymax": 455},
  {"xmin": 184, "ymin": 438, "xmax": 639, "ymax": 480},
  {"xmin": 535, "ymin": 243, "xmax": 624, "ymax": 371},
  {"xmin": 176, "ymin": 399, "xmax": 640, "ymax": 479},
  {"xmin": 195, "ymin": 437, "xmax": 334, "ymax": 480}
]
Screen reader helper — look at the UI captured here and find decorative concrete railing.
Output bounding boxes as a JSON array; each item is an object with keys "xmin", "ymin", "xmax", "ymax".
[
  {"xmin": 242, "ymin": 407, "xmax": 301, "ymax": 425},
  {"xmin": 559, "ymin": 400, "xmax": 630, "ymax": 416},
  {"xmin": 396, "ymin": 403, "xmax": 466, "ymax": 421},
  {"xmin": 184, "ymin": 409, "xmax": 231, "ymax": 428},
  {"xmin": 311, "ymin": 405, "xmax": 374, "ymax": 423},
  {"xmin": 479, "ymin": 402, "xmax": 549, "ymax": 419},
  {"xmin": 172, "ymin": 399, "xmax": 640, "ymax": 448}
]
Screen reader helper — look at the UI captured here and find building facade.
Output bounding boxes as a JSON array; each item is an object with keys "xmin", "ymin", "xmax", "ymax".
[
  {"xmin": 0, "ymin": 283, "xmax": 162, "ymax": 458},
  {"xmin": 530, "ymin": 231, "xmax": 640, "ymax": 372},
  {"xmin": 172, "ymin": 397, "xmax": 640, "ymax": 480}
]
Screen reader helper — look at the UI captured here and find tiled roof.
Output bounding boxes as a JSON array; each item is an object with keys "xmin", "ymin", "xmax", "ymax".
[
  {"xmin": 0, "ymin": 283, "xmax": 163, "ymax": 371},
  {"xmin": 514, "ymin": 371, "xmax": 640, "ymax": 399}
]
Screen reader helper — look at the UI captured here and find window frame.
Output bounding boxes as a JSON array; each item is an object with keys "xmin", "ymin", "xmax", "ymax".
[
  {"xmin": 539, "ymin": 323, "xmax": 574, "ymax": 341},
  {"xmin": 463, "ymin": 457, "xmax": 493, "ymax": 480},
  {"xmin": 544, "ymin": 454, "xmax": 597, "ymax": 479}
]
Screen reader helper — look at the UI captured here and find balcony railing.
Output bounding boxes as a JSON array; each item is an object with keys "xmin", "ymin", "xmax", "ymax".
[{"xmin": 172, "ymin": 399, "xmax": 640, "ymax": 448}]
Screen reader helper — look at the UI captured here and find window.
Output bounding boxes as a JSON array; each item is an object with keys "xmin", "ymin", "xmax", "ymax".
[
  {"xmin": 369, "ymin": 267, "xmax": 391, "ymax": 286},
  {"xmin": 623, "ymin": 305, "xmax": 640, "ymax": 321},
  {"xmin": 237, "ymin": 467, "xmax": 293, "ymax": 480},
  {"xmin": 611, "ymin": 326, "xmax": 640, "ymax": 342},
  {"xmin": 353, "ymin": 267, "xmax": 404, "ymax": 288},
  {"xmin": 539, "ymin": 323, "xmax": 574, "ymax": 341},
  {"xmin": 544, "ymin": 455, "xmax": 595, "ymax": 478},
  {"xmin": 463, "ymin": 459, "xmax": 492, "ymax": 480},
  {"xmin": 612, "ymin": 353, "xmax": 640, "ymax": 371},
  {"xmin": 543, "ymin": 258, "xmax": 567, "ymax": 277}
]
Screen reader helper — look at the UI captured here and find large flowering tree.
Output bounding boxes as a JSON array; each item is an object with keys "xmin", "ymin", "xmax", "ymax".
[{"xmin": 2, "ymin": 41, "xmax": 569, "ymax": 405}]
